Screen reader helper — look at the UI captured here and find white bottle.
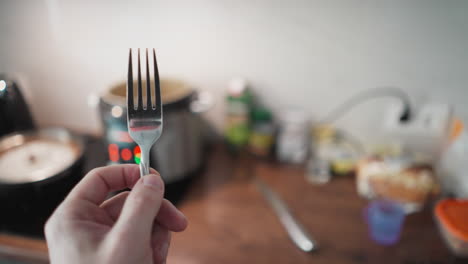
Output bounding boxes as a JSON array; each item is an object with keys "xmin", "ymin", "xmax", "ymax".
[{"xmin": 438, "ymin": 120, "xmax": 468, "ymax": 197}]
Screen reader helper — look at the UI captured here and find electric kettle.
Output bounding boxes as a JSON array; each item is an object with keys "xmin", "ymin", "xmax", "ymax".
[{"xmin": 0, "ymin": 74, "xmax": 35, "ymax": 137}]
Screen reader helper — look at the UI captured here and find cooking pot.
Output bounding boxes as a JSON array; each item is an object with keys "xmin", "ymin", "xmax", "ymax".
[
  {"xmin": 0, "ymin": 128, "xmax": 84, "ymax": 237},
  {"xmin": 99, "ymin": 79, "xmax": 213, "ymax": 186}
]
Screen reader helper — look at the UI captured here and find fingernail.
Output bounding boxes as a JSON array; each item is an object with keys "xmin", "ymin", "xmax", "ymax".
[{"xmin": 143, "ymin": 174, "xmax": 162, "ymax": 189}]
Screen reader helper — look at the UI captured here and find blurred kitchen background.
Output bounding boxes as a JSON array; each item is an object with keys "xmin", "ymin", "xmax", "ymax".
[
  {"xmin": 1, "ymin": 0, "xmax": 468, "ymax": 263},
  {"xmin": 1, "ymin": 0, "xmax": 467, "ymax": 138}
]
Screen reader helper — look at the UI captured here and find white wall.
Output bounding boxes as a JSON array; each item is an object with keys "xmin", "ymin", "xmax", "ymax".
[{"xmin": 1, "ymin": 0, "xmax": 467, "ymax": 142}]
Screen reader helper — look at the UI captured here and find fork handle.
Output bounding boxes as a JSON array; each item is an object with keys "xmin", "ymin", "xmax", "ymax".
[{"xmin": 139, "ymin": 146, "xmax": 151, "ymax": 178}]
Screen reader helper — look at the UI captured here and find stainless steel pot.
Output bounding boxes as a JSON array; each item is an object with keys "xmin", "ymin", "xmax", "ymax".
[
  {"xmin": 99, "ymin": 79, "xmax": 213, "ymax": 184},
  {"xmin": 0, "ymin": 128, "xmax": 84, "ymax": 237}
]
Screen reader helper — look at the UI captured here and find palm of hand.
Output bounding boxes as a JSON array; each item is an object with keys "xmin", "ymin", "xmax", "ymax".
[{"xmin": 45, "ymin": 165, "xmax": 186, "ymax": 264}]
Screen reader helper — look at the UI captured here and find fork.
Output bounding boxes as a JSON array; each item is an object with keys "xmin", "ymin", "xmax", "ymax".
[{"xmin": 127, "ymin": 48, "xmax": 163, "ymax": 178}]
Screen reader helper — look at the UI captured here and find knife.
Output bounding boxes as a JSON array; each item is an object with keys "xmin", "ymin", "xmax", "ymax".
[{"xmin": 255, "ymin": 177, "xmax": 318, "ymax": 253}]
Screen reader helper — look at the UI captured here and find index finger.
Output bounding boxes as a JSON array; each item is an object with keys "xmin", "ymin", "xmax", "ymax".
[{"xmin": 66, "ymin": 164, "xmax": 158, "ymax": 205}]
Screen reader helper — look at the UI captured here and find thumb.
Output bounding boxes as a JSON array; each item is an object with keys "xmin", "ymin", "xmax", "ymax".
[{"xmin": 111, "ymin": 173, "xmax": 164, "ymax": 243}]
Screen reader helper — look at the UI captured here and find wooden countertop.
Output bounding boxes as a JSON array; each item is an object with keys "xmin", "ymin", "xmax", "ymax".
[
  {"xmin": 169, "ymin": 146, "xmax": 462, "ymax": 264},
  {"xmin": 0, "ymin": 145, "xmax": 465, "ymax": 263}
]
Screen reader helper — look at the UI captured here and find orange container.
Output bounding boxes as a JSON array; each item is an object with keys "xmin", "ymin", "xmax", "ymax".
[{"xmin": 435, "ymin": 199, "xmax": 468, "ymax": 257}]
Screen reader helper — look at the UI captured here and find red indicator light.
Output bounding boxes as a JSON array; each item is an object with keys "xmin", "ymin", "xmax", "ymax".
[
  {"xmin": 108, "ymin": 144, "xmax": 119, "ymax": 162},
  {"xmin": 133, "ymin": 146, "xmax": 141, "ymax": 164},
  {"xmin": 121, "ymin": 148, "xmax": 132, "ymax": 161}
]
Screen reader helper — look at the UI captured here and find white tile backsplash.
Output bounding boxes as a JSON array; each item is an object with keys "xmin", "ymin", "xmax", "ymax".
[{"xmin": 1, "ymin": 0, "xmax": 467, "ymax": 142}]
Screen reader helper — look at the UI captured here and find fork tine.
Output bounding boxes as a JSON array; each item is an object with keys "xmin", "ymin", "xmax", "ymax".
[
  {"xmin": 137, "ymin": 48, "xmax": 143, "ymax": 110},
  {"xmin": 145, "ymin": 48, "xmax": 152, "ymax": 109},
  {"xmin": 153, "ymin": 49, "xmax": 161, "ymax": 112},
  {"xmin": 127, "ymin": 48, "xmax": 134, "ymax": 110}
]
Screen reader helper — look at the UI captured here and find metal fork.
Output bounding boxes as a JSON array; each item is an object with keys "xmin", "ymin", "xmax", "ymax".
[{"xmin": 127, "ymin": 48, "xmax": 163, "ymax": 178}]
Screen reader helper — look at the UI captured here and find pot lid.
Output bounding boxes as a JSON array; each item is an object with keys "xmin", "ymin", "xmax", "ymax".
[
  {"xmin": 0, "ymin": 128, "xmax": 83, "ymax": 184},
  {"xmin": 102, "ymin": 78, "xmax": 194, "ymax": 107}
]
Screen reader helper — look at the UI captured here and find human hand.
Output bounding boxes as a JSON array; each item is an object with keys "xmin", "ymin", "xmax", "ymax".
[{"xmin": 45, "ymin": 164, "xmax": 187, "ymax": 264}]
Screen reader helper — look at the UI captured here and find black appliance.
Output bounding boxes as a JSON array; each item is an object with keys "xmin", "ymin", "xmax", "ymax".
[{"xmin": 0, "ymin": 74, "xmax": 35, "ymax": 137}]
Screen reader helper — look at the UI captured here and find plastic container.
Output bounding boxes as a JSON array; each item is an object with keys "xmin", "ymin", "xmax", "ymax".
[
  {"xmin": 276, "ymin": 109, "xmax": 309, "ymax": 163},
  {"xmin": 435, "ymin": 199, "xmax": 468, "ymax": 257},
  {"xmin": 365, "ymin": 200, "xmax": 405, "ymax": 245}
]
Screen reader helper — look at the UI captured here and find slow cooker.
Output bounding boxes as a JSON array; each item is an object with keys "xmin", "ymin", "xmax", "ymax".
[{"xmin": 99, "ymin": 79, "xmax": 214, "ymax": 200}]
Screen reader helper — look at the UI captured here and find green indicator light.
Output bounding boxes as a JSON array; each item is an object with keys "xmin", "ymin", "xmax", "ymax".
[{"xmin": 134, "ymin": 155, "xmax": 141, "ymax": 164}]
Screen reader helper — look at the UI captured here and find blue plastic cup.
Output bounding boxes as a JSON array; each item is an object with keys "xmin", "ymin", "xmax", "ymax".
[{"xmin": 365, "ymin": 200, "xmax": 405, "ymax": 245}]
